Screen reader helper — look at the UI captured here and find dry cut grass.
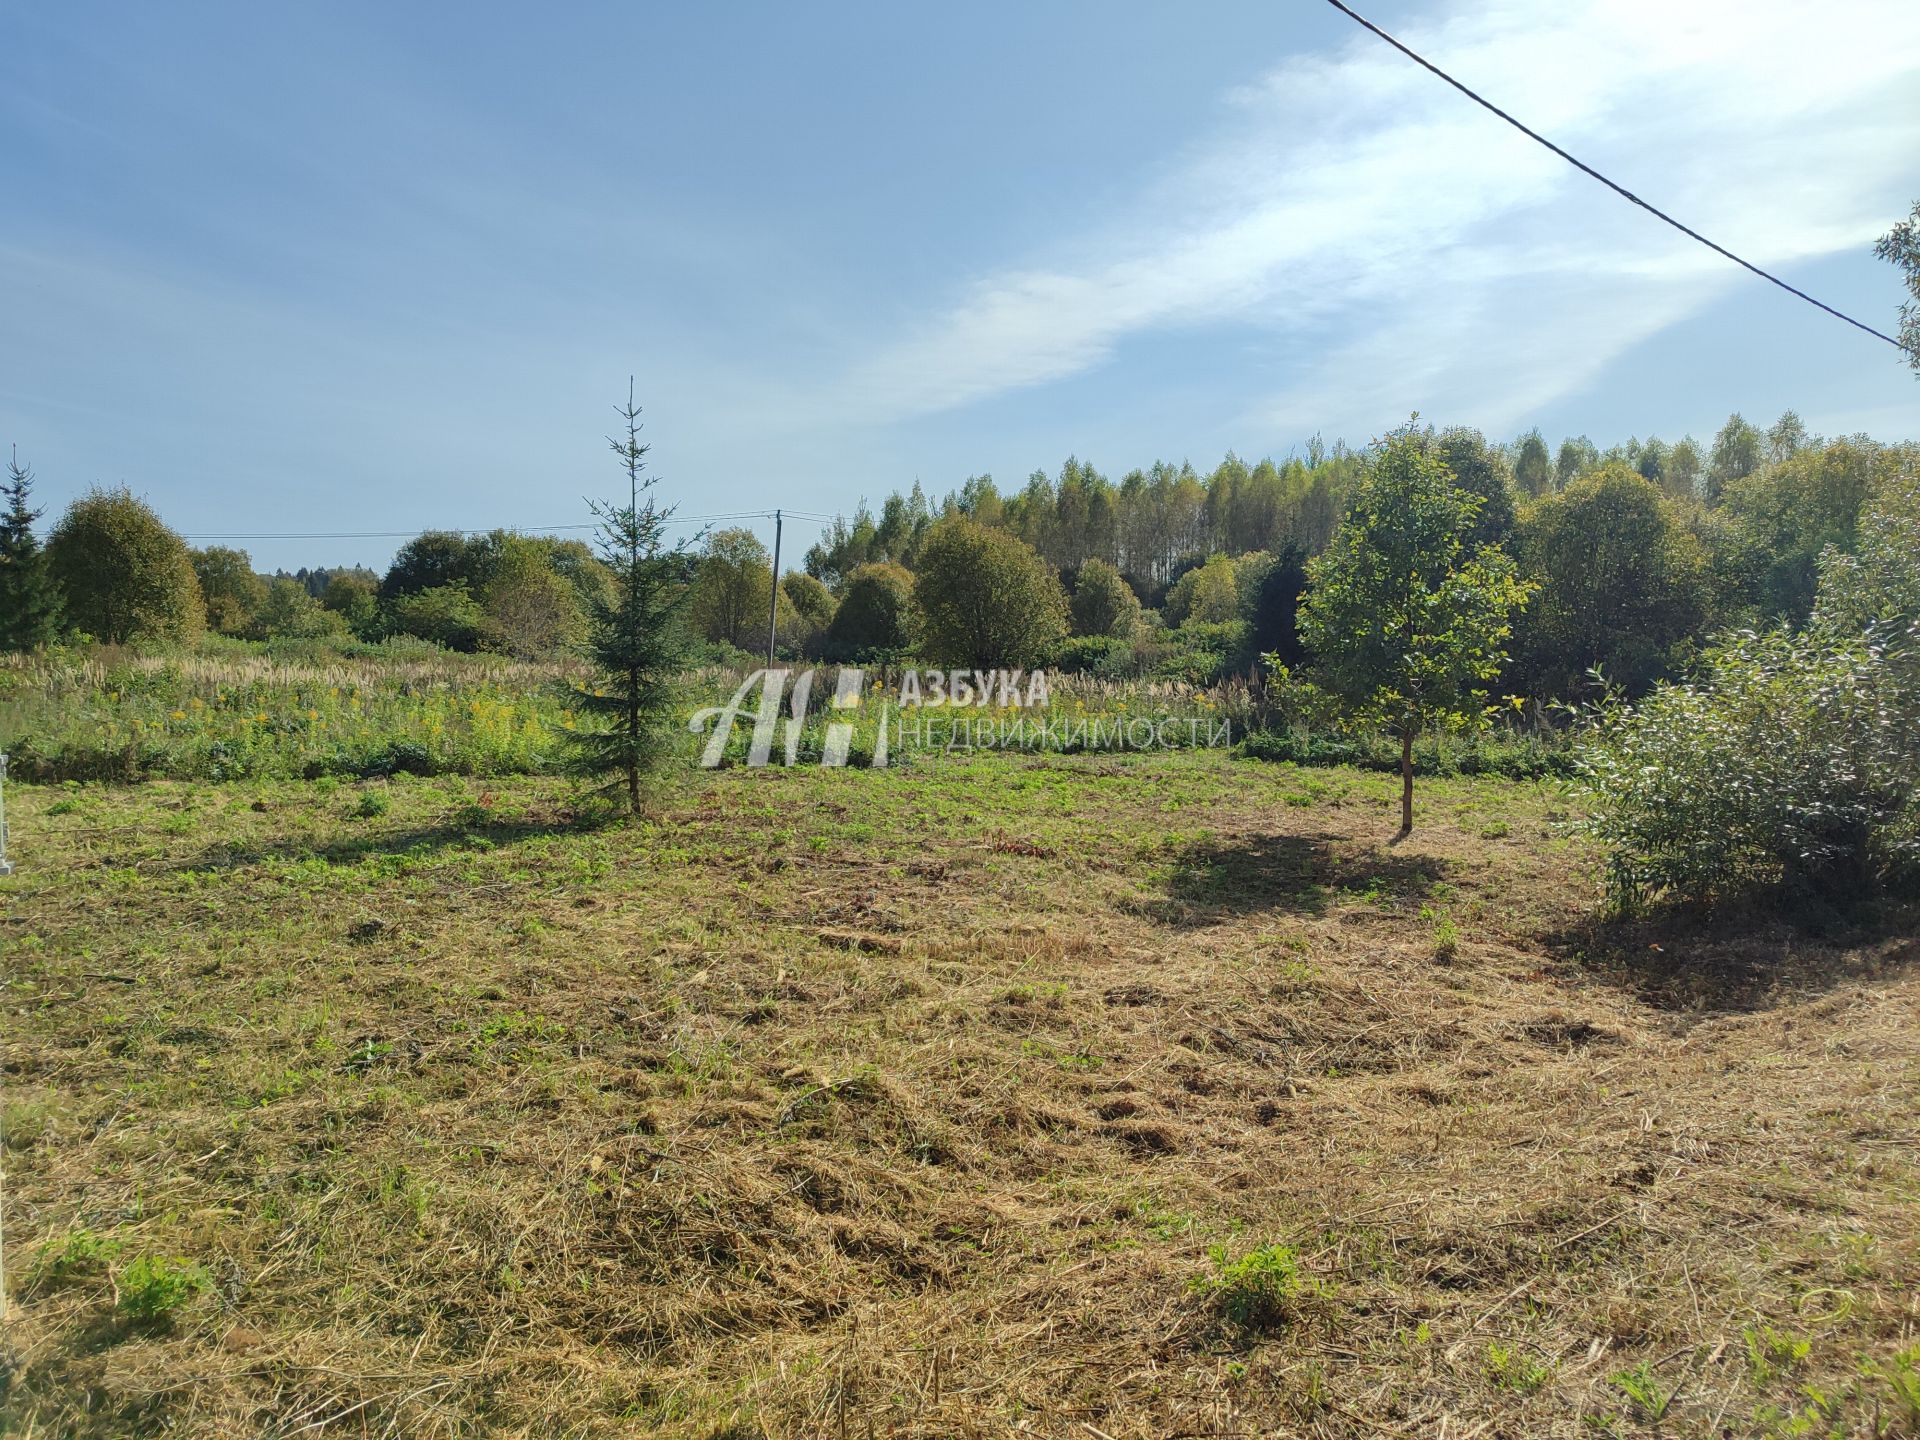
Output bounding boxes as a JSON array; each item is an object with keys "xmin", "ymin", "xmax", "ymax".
[{"xmin": 1, "ymin": 752, "xmax": 1917, "ymax": 1437}]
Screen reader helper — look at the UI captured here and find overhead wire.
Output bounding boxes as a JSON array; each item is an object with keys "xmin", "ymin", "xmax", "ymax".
[{"xmin": 1321, "ymin": 0, "xmax": 1915, "ymax": 358}]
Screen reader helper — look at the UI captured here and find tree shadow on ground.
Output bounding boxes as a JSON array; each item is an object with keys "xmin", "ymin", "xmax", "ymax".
[
  {"xmin": 178, "ymin": 811, "xmax": 611, "ymax": 874},
  {"xmin": 1143, "ymin": 829, "xmax": 1450, "ymax": 928},
  {"xmin": 1548, "ymin": 898, "xmax": 1920, "ymax": 1015}
]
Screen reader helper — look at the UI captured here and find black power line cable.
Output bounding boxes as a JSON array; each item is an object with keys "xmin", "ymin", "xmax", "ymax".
[
  {"xmin": 1322, "ymin": 0, "xmax": 1915, "ymax": 358},
  {"xmin": 181, "ymin": 509, "xmax": 832, "ymax": 543}
]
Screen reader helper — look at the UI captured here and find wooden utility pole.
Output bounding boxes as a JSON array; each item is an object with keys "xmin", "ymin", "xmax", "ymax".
[{"xmin": 765, "ymin": 508, "xmax": 782, "ymax": 669}]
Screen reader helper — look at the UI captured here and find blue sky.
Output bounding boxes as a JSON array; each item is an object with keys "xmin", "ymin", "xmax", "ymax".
[{"xmin": 4, "ymin": 0, "xmax": 1917, "ymax": 573}]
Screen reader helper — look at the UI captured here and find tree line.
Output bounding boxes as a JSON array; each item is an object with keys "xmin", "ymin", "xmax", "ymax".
[
  {"xmin": 755, "ymin": 411, "xmax": 1915, "ymax": 705},
  {"xmin": 2, "ymin": 408, "xmax": 1911, "ymax": 715},
  {"xmin": 0, "ymin": 461, "xmax": 628, "ymax": 659}
]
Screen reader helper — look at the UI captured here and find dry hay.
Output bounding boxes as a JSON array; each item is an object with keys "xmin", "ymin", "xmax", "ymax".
[{"xmin": 2, "ymin": 754, "xmax": 1917, "ymax": 1437}]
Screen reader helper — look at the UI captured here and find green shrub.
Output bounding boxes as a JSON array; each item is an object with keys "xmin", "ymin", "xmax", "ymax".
[
  {"xmin": 1193, "ymin": 1242, "xmax": 1310, "ymax": 1331},
  {"xmin": 1864, "ymin": 1344, "xmax": 1920, "ymax": 1430},
  {"xmin": 1068, "ymin": 558, "xmax": 1141, "ymax": 640},
  {"xmin": 1575, "ymin": 459, "xmax": 1920, "ymax": 911},
  {"xmin": 1571, "ymin": 628, "xmax": 1919, "ymax": 911},
  {"xmin": 1051, "ymin": 634, "xmax": 1133, "ymax": 676},
  {"xmin": 115, "ymin": 1254, "xmax": 211, "ymax": 1323},
  {"xmin": 1151, "ymin": 620, "xmax": 1247, "ymax": 685},
  {"xmin": 825, "ymin": 562, "xmax": 916, "ymax": 662},
  {"xmin": 386, "ymin": 582, "xmax": 488, "ymax": 651}
]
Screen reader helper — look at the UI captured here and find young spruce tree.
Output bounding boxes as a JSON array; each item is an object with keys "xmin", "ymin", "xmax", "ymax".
[
  {"xmin": 566, "ymin": 385, "xmax": 693, "ymax": 811},
  {"xmin": 0, "ymin": 447, "xmax": 64, "ymax": 651}
]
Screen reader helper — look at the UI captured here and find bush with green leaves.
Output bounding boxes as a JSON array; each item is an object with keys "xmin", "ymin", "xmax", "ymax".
[
  {"xmin": 688, "ymin": 527, "xmax": 773, "ymax": 651},
  {"xmin": 192, "ymin": 545, "xmax": 267, "ymax": 636},
  {"xmin": 776, "ymin": 571, "xmax": 836, "ymax": 658},
  {"xmin": 249, "ymin": 576, "xmax": 346, "ymax": 641},
  {"xmin": 28, "ymin": 1228, "xmax": 123, "ymax": 1294},
  {"xmin": 46, "ymin": 486, "xmax": 205, "ymax": 644},
  {"xmin": 1573, "ymin": 460, "xmax": 1920, "ymax": 910},
  {"xmin": 912, "ymin": 518, "xmax": 1066, "ymax": 669},
  {"xmin": 1514, "ymin": 463, "xmax": 1710, "ymax": 698},
  {"xmin": 1193, "ymin": 1242, "xmax": 1312, "ymax": 1331},
  {"xmin": 1574, "ymin": 631, "xmax": 1919, "ymax": 910},
  {"xmin": 1068, "ymin": 557, "xmax": 1141, "ymax": 639},
  {"xmin": 116, "ymin": 1254, "xmax": 211, "ymax": 1324},
  {"xmin": 825, "ymin": 561, "xmax": 916, "ymax": 662},
  {"xmin": 1150, "ymin": 619, "xmax": 1246, "ymax": 685},
  {"xmin": 386, "ymin": 582, "xmax": 488, "ymax": 651},
  {"xmin": 321, "ymin": 571, "xmax": 382, "ymax": 639},
  {"xmin": 1164, "ymin": 553, "xmax": 1238, "ymax": 626},
  {"xmin": 1051, "ymin": 633, "xmax": 1133, "ymax": 676}
]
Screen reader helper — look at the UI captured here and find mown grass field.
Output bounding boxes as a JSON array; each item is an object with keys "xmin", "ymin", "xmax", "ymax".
[{"xmin": 3, "ymin": 750, "xmax": 1917, "ymax": 1438}]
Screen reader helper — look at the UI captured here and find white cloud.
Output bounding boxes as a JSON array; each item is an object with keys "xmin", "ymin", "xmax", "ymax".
[{"xmin": 840, "ymin": 0, "xmax": 1920, "ymax": 434}]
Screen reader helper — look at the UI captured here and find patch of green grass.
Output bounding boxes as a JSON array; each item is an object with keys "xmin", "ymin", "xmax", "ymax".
[
  {"xmin": 1745, "ymin": 1324, "xmax": 1812, "ymax": 1386},
  {"xmin": 1422, "ymin": 904, "xmax": 1460, "ymax": 962},
  {"xmin": 1194, "ymin": 1243, "xmax": 1314, "ymax": 1332},
  {"xmin": 1608, "ymin": 1360, "xmax": 1672, "ymax": 1422},
  {"xmin": 1130, "ymin": 1197, "xmax": 1200, "ymax": 1241},
  {"xmin": 116, "ymin": 1254, "xmax": 212, "ymax": 1324},
  {"xmin": 2, "ymin": 1097, "xmax": 53, "ymax": 1150},
  {"xmin": 1485, "ymin": 1341, "xmax": 1552, "ymax": 1393},
  {"xmin": 28, "ymin": 1228, "xmax": 124, "ymax": 1293},
  {"xmin": 1862, "ymin": 1344, "xmax": 1920, "ymax": 1430}
]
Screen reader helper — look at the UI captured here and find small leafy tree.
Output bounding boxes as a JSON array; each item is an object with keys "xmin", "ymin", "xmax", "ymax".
[
  {"xmin": 1431, "ymin": 426, "xmax": 1517, "ymax": 546},
  {"xmin": 1300, "ymin": 429, "xmax": 1535, "ymax": 837},
  {"xmin": 776, "ymin": 571, "xmax": 835, "ymax": 658},
  {"xmin": 247, "ymin": 577, "xmax": 344, "ymax": 640},
  {"xmin": 1555, "ymin": 436, "xmax": 1599, "ymax": 489},
  {"xmin": 688, "ymin": 528, "xmax": 772, "ymax": 650},
  {"xmin": 480, "ymin": 534, "xmax": 587, "ymax": 658},
  {"xmin": 1816, "ymin": 458, "xmax": 1920, "ymax": 632},
  {"xmin": 912, "ymin": 518, "xmax": 1067, "ymax": 668},
  {"xmin": 386, "ymin": 582, "xmax": 487, "ymax": 650},
  {"xmin": 192, "ymin": 546, "xmax": 268, "ymax": 635},
  {"xmin": 0, "ymin": 447, "xmax": 63, "ymax": 651},
  {"xmin": 1666, "ymin": 435, "xmax": 1704, "ymax": 499},
  {"xmin": 825, "ymin": 562, "xmax": 916, "ymax": 661},
  {"xmin": 781, "ymin": 571, "xmax": 835, "ymax": 628},
  {"xmin": 1512, "ymin": 429, "xmax": 1552, "ymax": 498},
  {"xmin": 46, "ymin": 486, "xmax": 204, "ymax": 644},
  {"xmin": 1514, "ymin": 463, "xmax": 1710, "ymax": 697},
  {"xmin": 1165, "ymin": 553, "xmax": 1238, "ymax": 626},
  {"xmin": 1068, "ymin": 556, "xmax": 1140, "ymax": 639},
  {"xmin": 379, "ymin": 530, "xmax": 488, "ymax": 601},
  {"xmin": 566, "ymin": 386, "xmax": 693, "ymax": 812},
  {"xmin": 1705, "ymin": 414, "xmax": 1764, "ymax": 503},
  {"xmin": 1720, "ymin": 438, "xmax": 1893, "ymax": 623},
  {"xmin": 320, "ymin": 572, "xmax": 381, "ymax": 638}
]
